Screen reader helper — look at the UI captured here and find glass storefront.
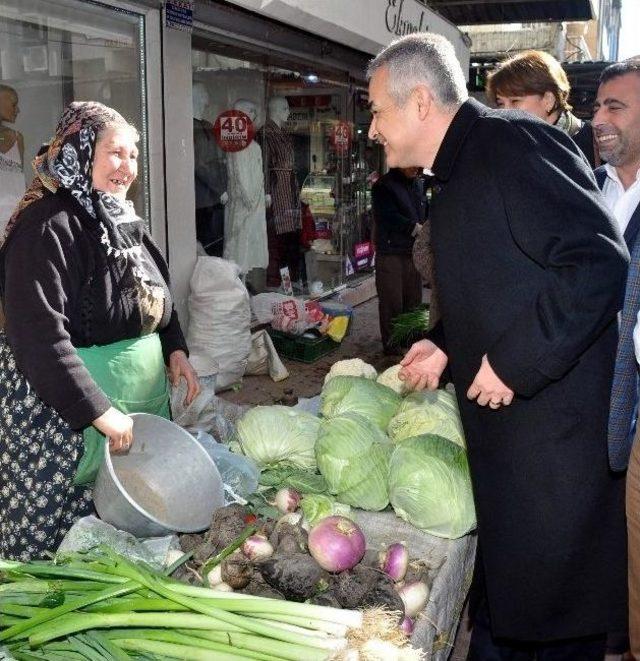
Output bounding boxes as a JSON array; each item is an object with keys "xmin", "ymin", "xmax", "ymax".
[
  {"xmin": 0, "ymin": 0, "xmax": 148, "ymax": 231},
  {"xmin": 191, "ymin": 36, "xmax": 381, "ymax": 296}
]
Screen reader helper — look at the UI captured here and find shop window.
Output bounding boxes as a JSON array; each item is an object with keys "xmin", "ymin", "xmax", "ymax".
[
  {"xmin": 0, "ymin": 0, "xmax": 148, "ymax": 231},
  {"xmin": 192, "ymin": 41, "xmax": 381, "ymax": 296}
]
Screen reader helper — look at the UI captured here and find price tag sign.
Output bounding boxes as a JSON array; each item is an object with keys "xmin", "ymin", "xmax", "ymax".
[
  {"xmin": 212, "ymin": 109, "xmax": 255, "ymax": 152},
  {"xmin": 330, "ymin": 121, "xmax": 352, "ymax": 156}
]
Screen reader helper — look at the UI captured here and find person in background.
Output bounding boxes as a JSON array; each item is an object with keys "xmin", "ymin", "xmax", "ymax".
[
  {"xmin": 368, "ymin": 33, "xmax": 628, "ymax": 659},
  {"xmin": 593, "ymin": 59, "xmax": 640, "ymax": 659},
  {"xmin": 0, "ymin": 101, "xmax": 200, "ymax": 561},
  {"xmin": 372, "ymin": 167, "xmax": 426, "ymax": 355},
  {"xmin": 0, "ymin": 84, "xmax": 25, "ymax": 234},
  {"xmin": 486, "ymin": 50, "xmax": 599, "ymax": 167}
]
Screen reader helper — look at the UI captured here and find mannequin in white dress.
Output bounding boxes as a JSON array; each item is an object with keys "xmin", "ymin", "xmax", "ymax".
[
  {"xmin": 0, "ymin": 85, "xmax": 26, "ymax": 234},
  {"xmin": 224, "ymin": 99, "xmax": 269, "ymax": 277}
]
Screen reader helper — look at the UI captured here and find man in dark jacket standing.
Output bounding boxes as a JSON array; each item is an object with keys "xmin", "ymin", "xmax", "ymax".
[
  {"xmin": 373, "ymin": 167, "xmax": 426, "ymax": 354},
  {"xmin": 592, "ymin": 59, "xmax": 640, "ymax": 657},
  {"xmin": 368, "ymin": 33, "xmax": 629, "ymax": 659}
]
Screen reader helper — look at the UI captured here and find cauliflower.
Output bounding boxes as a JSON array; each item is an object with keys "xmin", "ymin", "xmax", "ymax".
[
  {"xmin": 376, "ymin": 364, "xmax": 408, "ymax": 395},
  {"xmin": 324, "ymin": 358, "xmax": 378, "ymax": 385}
]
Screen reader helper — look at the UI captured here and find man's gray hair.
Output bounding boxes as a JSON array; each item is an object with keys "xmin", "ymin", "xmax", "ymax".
[{"xmin": 367, "ymin": 33, "xmax": 468, "ymax": 109}]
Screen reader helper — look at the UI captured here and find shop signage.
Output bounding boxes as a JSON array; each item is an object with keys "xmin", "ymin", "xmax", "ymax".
[
  {"xmin": 288, "ymin": 95, "xmax": 332, "ymax": 108},
  {"xmin": 165, "ymin": 0, "xmax": 193, "ymax": 32},
  {"xmin": 330, "ymin": 121, "xmax": 352, "ymax": 156},
  {"xmin": 224, "ymin": 1, "xmax": 470, "ymax": 74},
  {"xmin": 212, "ymin": 110, "xmax": 256, "ymax": 152},
  {"xmin": 385, "ymin": 0, "xmax": 429, "ymax": 37},
  {"xmin": 354, "ymin": 241, "xmax": 373, "ymax": 270}
]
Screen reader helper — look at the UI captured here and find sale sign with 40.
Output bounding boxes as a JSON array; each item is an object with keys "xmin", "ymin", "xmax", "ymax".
[{"xmin": 212, "ymin": 109, "xmax": 256, "ymax": 152}]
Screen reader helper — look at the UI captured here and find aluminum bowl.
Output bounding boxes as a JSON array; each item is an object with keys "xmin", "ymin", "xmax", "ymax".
[{"xmin": 94, "ymin": 413, "xmax": 224, "ymax": 537}]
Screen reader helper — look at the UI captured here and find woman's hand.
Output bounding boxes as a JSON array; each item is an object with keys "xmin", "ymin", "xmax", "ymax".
[
  {"xmin": 168, "ymin": 350, "xmax": 201, "ymax": 406},
  {"xmin": 92, "ymin": 407, "xmax": 133, "ymax": 453}
]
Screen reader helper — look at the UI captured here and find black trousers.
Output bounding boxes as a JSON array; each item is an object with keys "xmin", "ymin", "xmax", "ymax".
[
  {"xmin": 196, "ymin": 204, "xmax": 225, "ymax": 257},
  {"xmin": 468, "ymin": 598, "xmax": 607, "ymax": 661},
  {"xmin": 375, "ymin": 253, "xmax": 423, "ymax": 353}
]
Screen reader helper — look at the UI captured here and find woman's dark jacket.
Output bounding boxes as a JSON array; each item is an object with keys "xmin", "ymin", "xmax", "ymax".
[{"xmin": 0, "ymin": 190, "xmax": 187, "ymax": 430}]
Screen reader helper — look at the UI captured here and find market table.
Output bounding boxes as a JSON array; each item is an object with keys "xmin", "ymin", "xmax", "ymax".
[{"xmin": 354, "ymin": 511, "xmax": 476, "ymax": 660}]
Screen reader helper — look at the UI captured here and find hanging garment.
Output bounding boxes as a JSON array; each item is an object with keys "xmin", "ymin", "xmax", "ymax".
[
  {"xmin": 0, "ymin": 138, "xmax": 25, "ymax": 234},
  {"xmin": 224, "ymin": 141, "xmax": 269, "ymax": 273},
  {"xmin": 260, "ymin": 119, "xmax": 301, "ymax": 235}
]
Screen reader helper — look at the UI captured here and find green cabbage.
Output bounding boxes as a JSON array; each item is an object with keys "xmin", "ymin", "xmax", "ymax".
[
  {"xmin": 300, "ymin": 494, "xmax": 351, "ymax": 526},
  {"xmin": 388, "ymin": 434, "xmax": 476, "ymax": 539},
  {"xmin": 233, "ymin": 405, "xmax": 321, "ymax": 469},
  {"xmin": 320, "ymin": 376, "xmax": 401, "ymax": 431},
  {"xmin": 387, "ymin": 389, "xmax": 465, "ymax": 447},
  {"xmin": 376, "ymin": 364, "xmax": 409, "ymax": 395},
  {"xmin": 315, "ymin": 413, "xmax": 393, "ymax": 511}
]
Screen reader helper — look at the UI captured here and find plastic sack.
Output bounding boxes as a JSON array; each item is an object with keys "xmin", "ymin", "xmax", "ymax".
[
  {"xmin": 245, "ymin": 329, "xmax": 289, "ymax": 382},
  {"xmin": 171, "ymin": 377, "xmax": 248, "ymax": 442},
  {"xmin": 193, "ymin": 431, "xmax": 260, "ymax": 504},
  {"xmin": 187, "ymin": 256, "xmax": 251, "ymax": 390},
  {"xmin": 251, "ymin": 293, "xmax": 313, "ymax": 335},
  {"xmin": 58, "ymin": 515, "xmax": 179, "ymax": 569}
]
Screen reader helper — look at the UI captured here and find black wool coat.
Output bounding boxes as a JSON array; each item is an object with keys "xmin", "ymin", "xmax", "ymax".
[
  {"xmin": 427, "ymin": 99, "xmax": 629, "ymax": 641},
  {"xmin": 372, "ymin": 168, "xmax": 427, "ymax": 255}
]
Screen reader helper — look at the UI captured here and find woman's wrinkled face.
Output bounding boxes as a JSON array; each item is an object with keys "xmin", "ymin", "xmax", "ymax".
[{"xmin": 92, "ymin": 125, "xmax": 139, "ymax": 198}]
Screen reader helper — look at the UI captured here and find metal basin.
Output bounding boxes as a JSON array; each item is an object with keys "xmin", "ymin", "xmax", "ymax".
[{"xmin": 94, "ymin": 413, "xmax": 224, "ymax": 537}]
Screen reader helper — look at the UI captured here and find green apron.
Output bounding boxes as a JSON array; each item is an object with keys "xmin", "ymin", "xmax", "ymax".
[{"xmin": 73, "ymin": 333, "xmax": 171, "ymax": 486}]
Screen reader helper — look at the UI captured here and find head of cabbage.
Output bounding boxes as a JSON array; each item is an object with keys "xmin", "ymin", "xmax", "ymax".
[
  {"xmin": 315, "ymin": 412, "xmax": 392, "ymax": 511},
  {"xmin": 388, "ymin": 434, "xmax": 476, "ymax": 539},
  {"xmin": 320, "ymin": 376, "xmax": 401, "ymax": 431},
  {"xmin": 233, "ymin": 405, "xmax": 321, "ymax": 469},
  {"xmin": 387, "ymin": 389, "xmax": 465, "ymax": 447}
]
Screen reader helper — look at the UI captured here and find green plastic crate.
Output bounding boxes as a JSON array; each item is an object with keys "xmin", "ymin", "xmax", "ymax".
[{"xmin": 268, "ymin": 328, "xmax": 340, "ymax": 363}]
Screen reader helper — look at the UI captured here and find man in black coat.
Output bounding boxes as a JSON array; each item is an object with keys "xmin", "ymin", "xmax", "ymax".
[
  {"xmin": 373, "ymin": 167, "xmax": 426, "ymax": 354},
  {"xmin": 368, "ymin": 34, "xmax": 629, "ymax": 659}
]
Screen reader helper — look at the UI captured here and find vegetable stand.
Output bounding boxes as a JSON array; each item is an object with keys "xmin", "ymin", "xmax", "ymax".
[{"xmin": 354, "ymin": 511, "xmax": 476, "ymax": 660}]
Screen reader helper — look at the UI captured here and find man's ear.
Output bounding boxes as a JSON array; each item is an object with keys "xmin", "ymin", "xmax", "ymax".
[{"xmin": 413, "ymin": 85, "xmax": 433, "ymax": 120}]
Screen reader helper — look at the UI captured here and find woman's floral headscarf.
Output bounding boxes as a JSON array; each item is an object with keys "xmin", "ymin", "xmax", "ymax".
[
  {"xmin": 2, "ymin": 101, "xmax": 170, "ymax": 334},
  {"xmin": 4, "ymin": 101, "xmax": 129, "ymax": 239}
]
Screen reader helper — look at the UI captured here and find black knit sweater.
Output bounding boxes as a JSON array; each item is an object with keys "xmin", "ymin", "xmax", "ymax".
[{"xmin": 0, "ymin": 190, "xmax": 188, "ymax": 430}]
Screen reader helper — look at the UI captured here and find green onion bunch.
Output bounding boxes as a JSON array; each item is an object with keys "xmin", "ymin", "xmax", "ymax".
[{"xmin": 0, "ymin": 547, "xmax": 362, "ymax": 660}]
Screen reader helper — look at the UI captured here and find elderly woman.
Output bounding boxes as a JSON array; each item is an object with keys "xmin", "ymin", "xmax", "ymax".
[
  {"xmin": 0, "ymin": 102, "xmax": 199, "ymax": 560},
  {"xmin": 486, "ymin": 50, "xmax": 598, "ymax": 167}
]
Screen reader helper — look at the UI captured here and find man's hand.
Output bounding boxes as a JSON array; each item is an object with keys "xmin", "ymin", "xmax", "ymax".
[
  {"xmin": 168, "ymin": 350, "xmax": 201, "ymax": 406},
  {"xmin": 467, "ymin": 354, "xmax": 514, "ymax": 409},
  {"xmin": 399, "ymin": 339, "xmax": 448, "ymax": 391}
]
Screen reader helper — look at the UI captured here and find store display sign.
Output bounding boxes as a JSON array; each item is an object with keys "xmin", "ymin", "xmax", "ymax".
[
  {"xmin": 345, "ymin": 257, "xmax": 355, "ymax": 277},
  {"xmin": 280, "ymin": 266, "xmax": 294, "ymax": 296},
  {"xmin": 212, "ymin": 110, "xmax": 256, "ymax": 152},
  {"xmin": 330, "ymin": 121, "xmax": 352, "ymax": 156},
  {"xmin": 354, "ymin": 241, "xmax": 373, "ymax": 270},
  {"xmin": 165, "ymin": 0, "xmax": 193, "ymax": 32}
]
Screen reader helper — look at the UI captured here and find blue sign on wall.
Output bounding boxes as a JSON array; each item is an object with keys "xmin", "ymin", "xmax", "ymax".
[{"xmin": 165, "ymin": 0, "xmax": 193, "ymax": 32}]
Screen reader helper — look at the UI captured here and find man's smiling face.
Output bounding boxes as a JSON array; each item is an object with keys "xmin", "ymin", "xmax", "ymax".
[
  {"xmin": 368, "ymin": 67, "xmax": 420, "ymax": 168},
  {"xmin": 593, "ymin": 72, "xmax": 640, "ymax": 168}
]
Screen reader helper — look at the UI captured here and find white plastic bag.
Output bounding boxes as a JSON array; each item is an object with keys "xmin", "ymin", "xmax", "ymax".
[
  {"xmin": 250, "ymin": 292, "xmax": 312, "ymax": 335},
  {"xmin": 245, "ymin": 329, "xmax": 289, "ymax": 382},
  {"xmin": 187, "ymin": 257, "xmax": 252, "ymax": 390}
]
